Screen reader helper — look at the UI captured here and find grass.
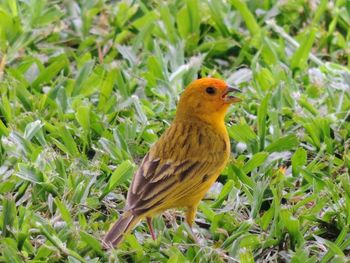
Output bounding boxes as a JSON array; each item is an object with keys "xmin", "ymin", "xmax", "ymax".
[{"xmin": 0, "ymin": 0, "xmax": 349, "ymax": 262}]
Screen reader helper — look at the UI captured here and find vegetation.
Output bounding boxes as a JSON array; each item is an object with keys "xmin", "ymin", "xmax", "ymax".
[{"xmin": 0, "ymin": 0, "xmax": 349, "ymax": 262}]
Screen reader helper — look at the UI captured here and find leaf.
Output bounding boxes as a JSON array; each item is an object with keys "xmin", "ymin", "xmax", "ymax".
[
  {"xmin": 72, "ymin": 61, "xmax": 95, "ymax": 96},
  {"xmin": 23, "ymin": 120, "xmax": 43, "ymax": 141},
  {"xmin": 239, "ymin": 248, "xmax": 255, "ymax": 263},
  {"xmin": 207, "ymin": 0, "xmax": 230, "ymax": 37},
  {"xmin": 98, "ymin": 69, "xmax": 117, "ymax": 110},
  {"xmin": 291, "ymin": 148, "xmax": 307, "ymax": 175},
  {"xmin": 199, "ymin": 202, "xmax": 215, "ymax": 222},
  {"xmin": 35, "ymin": 245, "xmax": 55, "ymax": 260},
  {"xmin": 15, "ymin": 163, "xmax": 44, "ymax": 184},
  {"xmin": 33, "ymin": 6, "xmax": 63, "ymax": 27},
  {"xmin": 159, "ymin": 6, "xmax": 177, "ymax": 43},
  {"xmin": 2, "ymin": 242, "xmax": 22, "ymax": 263},
  {"xmin": 265, "ymin": 134, "xmax": 299, "ymax": 153},
  {"xmin": 147, "ymin": 56, "xmax": 165, "ymax": 81},
  {"xmin": 75, "ymin": 105, "xmax": 91, "ymax": 133},
  {"xmin": 31, "ymin": 55, "xmax": 68, "ymax": 89},
  {"xmin": 132, "ymin": 96, "xmax": 148, "ymax": 124},
  {"xmin": 54, "ymin": 198, "xmax": 73, "ymax": 226},
  {"xmin": 314, "ymin": 235, "xmax": 345, "ymax": 258},
  {"xmin": 231, "ymin": 0, "xmax": 261, "ymax": 36},
  {"xmin": 6, "ymin": 0, "xmax": 19, "ymax": 16},
  {"xmin": 212, "ymin": 180, "xmax": 234, "ymax": 208},
  {"xmin": 299, "ymin": 96, "xmax": 319, "ymax": 116},
  {"xmin": 228, "ymin": 123, "xmax": 257, "ymax": 144},
  {"xmin": 1, "ymin": 196, "xmax": 16, "ymax": 237},
  {"xmin": 57, "ymin": 126, "xmax": 79, "ymax": 157},
  {"xmin": 116, "ymin": 45, "xmax": 138, "ymax": 66},
  {"xmin": 80, "ymin": 231, "xmax": 102, "ymax": 253},
  {"xmin": 0, "ymin": 118, "xmax": 9, "ymax": 136},
  {"xmin": 221, "ymin": 221, "xmax": 252, "ymax": 248},
  {"xmin": 98, "ymin": 138, "xmax": 123, "ymax": 161},
  {"xmin": 251, "ymin": 181, "xmax": 268, "ymax": 218},
  {"xmin": 125, "ymin": 235, "xmax": 144, "ymax": 259},
  {"xmin": 261, "ymin": 36, "xmax": 278, "ymax": 65},
  {"xmin": 290, "ymin": 28, "xmax": 317, "ymax": 70},
  {"xmin": 281, "ymin": 209, "xmax": 304, "ymax": 247},
  {"xmin": 301, "ymin": 169, "xmax": 326, "ymax": 188},
  {"xmin": 243, "ymin": 152, "xmax": 269, "ymax": 173},
  {"xmin": 108, "ymin": 160, "xmax": 134, "ymax": 190},
  {"xmin": 0, "ymin": 94, "xmax": 12, "ymax": 122},
  {"xmin": 100, "ymin": 160, "xmax": 135, "ymax": 200},
  {"xmin": 260, "ymin": 205, "xmax": 274, "ymax": 231},
  {"xmin": 176, "ymin": 0, "xmax": 200, "ymax": 51},
  {"xmin": 255, "ymin": 67, "xmax": 276, "ymax": 90},
  {"xmin": 303, "ymin": 122, "xmax": 321, "ymax": 148},
  {"xmin": 231, "ymin": 164, "xmax": 255, "ymax": 189},
  {"xmin": 15, "ymin": 82, "xmax": 33, "ymax": 110},
  {"xmin": 258, "ymin": 94, "xmax": 270, "ymax": 150}
]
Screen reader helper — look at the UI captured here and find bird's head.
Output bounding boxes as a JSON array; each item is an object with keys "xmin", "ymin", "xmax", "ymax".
[{"xmin": 176, "ymin": 78, "xmax": 241, "ymax": 124}]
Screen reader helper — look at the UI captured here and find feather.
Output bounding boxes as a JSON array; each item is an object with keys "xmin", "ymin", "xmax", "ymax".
[
  {"xmin": 126, "ymin": 120, "xmax": 227, "ymax": 215},
  {"xmin": 103, "ymin": 211, "xmax": 140, "ymax": 248}
]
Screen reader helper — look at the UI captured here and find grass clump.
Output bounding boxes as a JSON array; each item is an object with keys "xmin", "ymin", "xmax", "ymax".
[{"xmin": 0, "ymin": 0, "xmax": 349, "ymax": 262}]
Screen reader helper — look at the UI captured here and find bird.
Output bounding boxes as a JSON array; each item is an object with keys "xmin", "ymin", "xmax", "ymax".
[{"xmin": 103, "ymin": 77, "xmax": 241, "ymax": 248}]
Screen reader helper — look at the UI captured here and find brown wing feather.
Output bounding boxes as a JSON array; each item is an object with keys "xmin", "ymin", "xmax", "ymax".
[{"xmin": 126, "ymin": 120, "xmax": 229, "ymax": 215}]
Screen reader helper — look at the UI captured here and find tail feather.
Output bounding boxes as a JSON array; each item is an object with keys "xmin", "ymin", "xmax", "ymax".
[{"xmin": 103, "ymin": 211, "xmax": 140, "ymax": 248}]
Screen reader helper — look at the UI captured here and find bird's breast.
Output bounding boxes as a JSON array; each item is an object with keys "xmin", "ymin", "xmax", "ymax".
[{"xmin": 154, "ymin": 120, "xmax": 230, "ymax": 165}]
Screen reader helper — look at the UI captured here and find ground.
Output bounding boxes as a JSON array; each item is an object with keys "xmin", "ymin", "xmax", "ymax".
[{"xmin": 0, "ymin": 0, "xmax": 350, "ymax": 262}]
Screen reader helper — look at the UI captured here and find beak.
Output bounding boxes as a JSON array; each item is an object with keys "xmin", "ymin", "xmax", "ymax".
[{"xmin": 222, "ymin": 85, "xmax": 242, "ymax": 103}]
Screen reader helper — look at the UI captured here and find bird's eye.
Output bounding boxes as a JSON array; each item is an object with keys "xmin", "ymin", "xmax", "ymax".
[{"xmin": 206, "ymin": 87, "xmax": 216, "ymax": 95}]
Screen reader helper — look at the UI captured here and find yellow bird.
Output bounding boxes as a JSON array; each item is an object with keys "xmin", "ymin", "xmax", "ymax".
[{"xmin": 103, "ymin": 78, "xmax": 241, "ymax": 248}]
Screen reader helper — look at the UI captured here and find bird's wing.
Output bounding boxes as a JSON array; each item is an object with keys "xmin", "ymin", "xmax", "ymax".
[{"xmin": 126, "ymin": 121, "xmax": 229, "ymax": 215}]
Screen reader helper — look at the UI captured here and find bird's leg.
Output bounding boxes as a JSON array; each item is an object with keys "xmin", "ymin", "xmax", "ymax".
[
  {"xmin": 186, "ymin": 206, "xmax": 196, "ymax": 227},
  {"xmin": 185, "ymin": 206, "xmax": 198, "ymax": 243},
  {"xmin": 146, "ymin": 217, "xmax": 156, "ymax": 240}
]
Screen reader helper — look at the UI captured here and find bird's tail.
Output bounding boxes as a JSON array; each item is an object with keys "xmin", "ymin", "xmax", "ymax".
[{"xmin": 103, "ymin": 210, "xmax": 140, "ymax": 248}]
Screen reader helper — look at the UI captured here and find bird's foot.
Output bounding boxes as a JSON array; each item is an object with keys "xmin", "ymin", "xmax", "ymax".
[
  {"xmin": 184, "ymin": 223, "xmax": 199, "ymax": 244},
  {"xmin": 146, "ymin": 217, "xmax": 156, "ymax": 240}
]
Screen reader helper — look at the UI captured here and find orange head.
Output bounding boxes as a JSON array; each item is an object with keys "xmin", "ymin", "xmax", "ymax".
[{"xmin": 176, "ymin": 78, "xmax": 241, "ymax": 124}]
